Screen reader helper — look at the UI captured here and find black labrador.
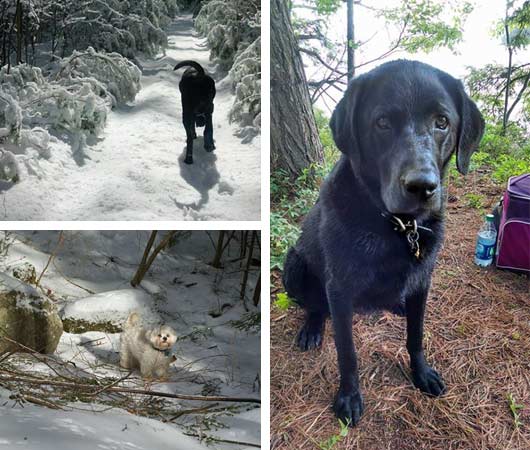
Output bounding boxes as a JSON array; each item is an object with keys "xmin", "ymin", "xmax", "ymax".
[
  {"xmin": 282, "ymin": 60, "xmax": 484, "ymax": 426},
  {"xmin": 174, "ymin": 60, "xmax": 216, "ymax": 164}
]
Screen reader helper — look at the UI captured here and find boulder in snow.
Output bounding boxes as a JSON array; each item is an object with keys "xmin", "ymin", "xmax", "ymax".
[{"xmin": 0, "ymin": 272, "xmax": 63, "ymax": 354}]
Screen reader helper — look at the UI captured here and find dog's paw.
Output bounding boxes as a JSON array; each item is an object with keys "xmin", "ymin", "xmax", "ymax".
[
  {"xmin": 296, "ymin": 322, "xmax": 323, "ymax": 351},
  {"xmin": 184, "ymin": 155, "xmax": 193, "ymax": 164},
  {"xmin": 412, "ymin": 366, "xmax": 446, "ymax": 397},
  {"xmin": 204, "ymin": 144, "xmax": 215, "ymax": 152},
  {"xmin": 333, "ymin": 388, "xmax": 364, "ymax": 427}
]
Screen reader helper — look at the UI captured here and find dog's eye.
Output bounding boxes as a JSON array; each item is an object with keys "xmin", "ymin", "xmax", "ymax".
[
  {"xmin": 375, "ymin": 116, "xmax": 391, "ymax": 130},
  {"xmin": 435, "ymin": 115, "xmax": 449, "ymax": 130},
  {"xmin": 158, "ymin": 334, "xmax": 162, "ymax": 337}
]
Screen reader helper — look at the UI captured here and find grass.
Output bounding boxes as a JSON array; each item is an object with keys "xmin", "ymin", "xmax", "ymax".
[{"xmin": 317, "ymin": 419, "xmax": 350, "ymax": 450}]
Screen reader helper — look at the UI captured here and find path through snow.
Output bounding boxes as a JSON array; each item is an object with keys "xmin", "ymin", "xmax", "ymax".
[{"xmin": 1, "ymin": 15, "xmax": 260, "ymax": 221}]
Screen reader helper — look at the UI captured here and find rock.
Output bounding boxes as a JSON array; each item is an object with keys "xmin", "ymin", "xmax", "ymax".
[
  {"xmin": 61, "ymin": 288, "xmax": 160, "ymax": 334},
  {"xmin": 0, "ymin": 272, "xmax": 63, "ymax": 354}
]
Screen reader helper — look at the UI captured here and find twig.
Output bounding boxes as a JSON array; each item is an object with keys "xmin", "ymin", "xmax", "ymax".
[
  {"xmin": 35, "ymin": 231, "xmax": 64, "ymax": 289},
  {"xmin": 183, "ymin": 432, "xmax": 261, "ymax": 448},
  {"xmin": 167, "ymin": 403, "xmax": 220, "ymax": 421},
  {"xmin": 0, "ymin": 375, "xmax": 261, "ymax": 404}
]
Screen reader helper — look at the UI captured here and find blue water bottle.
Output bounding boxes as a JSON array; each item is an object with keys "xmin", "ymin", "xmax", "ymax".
[{"xmin": 474, "ymin": 214, "xmax": 497, "ymax": 267}]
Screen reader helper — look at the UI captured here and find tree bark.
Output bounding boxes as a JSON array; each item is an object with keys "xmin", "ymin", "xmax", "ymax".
[
  {"xmin": 240, "ymin": 231, "xmax": 257, "ymax": 308},
  {"xmin": 271, "ymin": 0, "xmax": 323, "ymax": 178},
  {"xmin": 347, "ymin": 0, "xmax": 355, "ymax": 81},
  {"xmin": 211, "ymin": 231, "xmax": 226, "ymax": 268}
]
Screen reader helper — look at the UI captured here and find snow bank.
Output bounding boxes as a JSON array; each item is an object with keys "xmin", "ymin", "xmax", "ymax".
[
  {"xmin": 61, "ymin": 289, "xmax": 161, "ymax": 328},
  {"xmin": 62, "ymin": 0, "xmax": 178, "ymax": 58},
  {"xmin": 54, "ymin": 47, "xmax": 142, "ymax": 106},
  {"xmin": 229, "ymin": 37, "xmax": 261, "ymax": 128},
  {"xmin": 195, "ymin": 1, "xmax": 261, "ymax": 129},
  {"xmin": 0, "ymin": 50, "xmax": 141, "ymax": 180}
]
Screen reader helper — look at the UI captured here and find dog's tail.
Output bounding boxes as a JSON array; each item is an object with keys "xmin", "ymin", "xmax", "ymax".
[
  {"xmin": 282, "ymin": 247, "xmax": 307, "ymax": 305},
  {"xmin": 124, "ymin": 312, "xmax": 140, "ymax": 329},
  {"xmin": 173, "ymin": 60, "xmax": 205, "ymax": 76}
]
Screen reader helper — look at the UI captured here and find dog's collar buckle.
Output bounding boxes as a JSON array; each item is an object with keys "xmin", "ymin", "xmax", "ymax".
[{"xmin": 382, "ymin": 213, "xmax": 431, "ymax": 260}]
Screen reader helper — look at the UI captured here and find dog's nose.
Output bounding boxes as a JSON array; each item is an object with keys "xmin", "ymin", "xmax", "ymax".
[
  {"xmin": 402, "ymin": 171, "xmax": 438, "ymax": 200},
  {"xmin": 163, "ymin": 336, "xmax": 167, "ymax": 341}
]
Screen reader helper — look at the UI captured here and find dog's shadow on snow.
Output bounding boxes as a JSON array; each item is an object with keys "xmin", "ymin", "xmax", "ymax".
[{"xmin": 173, "ymin": 138, "xmax": 221, "ymax": 211}]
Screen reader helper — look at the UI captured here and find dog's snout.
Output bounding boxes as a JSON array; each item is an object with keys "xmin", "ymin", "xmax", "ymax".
[
  {"xmin": 402, "ymin": 171, "xmax": 439, "ymax": 200},
  {"xmin": 162, "ymin": 336, "xmax": 167, "ymax": 342}
]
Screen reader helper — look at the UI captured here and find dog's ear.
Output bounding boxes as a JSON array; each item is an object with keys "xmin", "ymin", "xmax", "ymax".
[
  {"xmin": 329, "ymin": 78, "xmax": 363, "ymax": 157},
  {"xmin": 455, "ymin": 83, "xmax": 485, "ymax": 175}
]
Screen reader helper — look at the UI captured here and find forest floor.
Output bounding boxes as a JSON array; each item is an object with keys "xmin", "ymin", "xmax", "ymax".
[
  {"xmin": 271, "ymin": 170, "xmax": 530, "ymax": 450},
  {"xmin": 0, "ymin": 14, "xmax": 260, "ymax": 221},
  {"xmin": 0, "ymin": 231, "xmax": 261, "ymax": 449}
]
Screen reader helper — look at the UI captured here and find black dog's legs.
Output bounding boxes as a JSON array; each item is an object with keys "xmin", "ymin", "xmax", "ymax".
[
  {"xmin": 204, "ymin": 114, "xmax": 215, "ymax": 152},
  {"xmin": 406, "ymin": 287, "xmax": 446, "ymax": 396},
  {"xmin": 183, "ymin": 111, "xmax": 195, "ymax": 164},
  {"xmin": 328, "ymin": 287, "xmax": 364, "ymax": 427}
]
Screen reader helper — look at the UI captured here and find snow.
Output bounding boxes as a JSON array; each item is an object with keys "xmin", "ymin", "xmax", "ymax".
[
  {"xmin": 0, "ymin": 271, "xmax": 40, "ymax": 297},
  {"xmin": 0, "ymin": 231, "xmax": 261, "ymax": 449},
  {"xmin": 0, "ymin": 14, "xmax": 260, "ymax": 221},
  {"xmin": 61, "ymin": 289, "xmax": 161, "ymax": 326},
  {"xmin": 0, "ymin": 387, "xmax": 212, "ymax": 450}
]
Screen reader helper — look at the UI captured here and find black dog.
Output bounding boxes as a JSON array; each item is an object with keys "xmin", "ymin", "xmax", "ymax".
[
  {"xmin": 282, "ymin": 60, "xmax": 484, "ymax": 426},
  {"xmin": 174, "ymin": 60, "xmax": 216, "ymax": 164}
]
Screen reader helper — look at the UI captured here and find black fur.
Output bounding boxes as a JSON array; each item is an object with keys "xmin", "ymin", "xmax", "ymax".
[
  {"xmin": 282, "ymin": 60, "xmax": 484, "ymax": 427},
  {"xmin": 174, "ymin": 60, "xmax": 216, "ymax": 164}
]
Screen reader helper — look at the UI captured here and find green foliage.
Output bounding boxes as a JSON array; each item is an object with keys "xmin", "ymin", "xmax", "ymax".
[
  {"xmin": 273, "ymin": 292, "xmax": 295, "ymax": 310},
  {"xmin": 380, "ymin": 0, "xmax": 472, "ymax": 52},
  {"xmin": 464, "ymin": 193, "xmax": 484, "ymax": 209},
  {"xmin": 270, "ymin": 109, "xmax": 339, "ymax": 269},
  {"xmin": 492, "ymin": 153, "xmax": 530, "ymax": 184},
  {"xmin": 469, "ymin": 151, "xmax": 491, "ymax": 171},
  {"xmin": 314, "ymin": 0, "xmax": 342, "ymax": 16},
  {"xmin": 507, "ymin": 393, "xmax": 524, "ymax": 429},
  {"xmin": 318, "ymin": 419, "xmax": 350, "ymax": 450},
  {"xmin": 493, "ymin": 1, "xmax": 530, "ymax": 49}
]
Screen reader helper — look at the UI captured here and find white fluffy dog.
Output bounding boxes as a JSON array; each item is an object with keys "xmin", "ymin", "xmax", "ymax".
[{"xmin": 119, "ymin": 312, "xmax": 177, "ymax": 379}]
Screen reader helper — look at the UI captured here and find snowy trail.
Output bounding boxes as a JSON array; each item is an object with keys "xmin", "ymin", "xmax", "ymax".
[{"xmin": 1, "ymin": 14, "xmax": 260, "ymax": 221}]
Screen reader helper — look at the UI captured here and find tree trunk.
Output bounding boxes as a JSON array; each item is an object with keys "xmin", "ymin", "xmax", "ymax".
[
  {"xmin": 347, "ymin": 0, "xmax": 355, "ymax": 81},
  {"xmin": 15, "ymin": 0, "xmax": 22, "ymax": 64},
  {"xmin": 240, "ymin": 231, "xmax": 257, "ymax": 308},
  {"xmin": 211, "ymin": 231, "xmax": 226, "ymax": 268},
  {"xmin": 502, "ymin": 6, "xmax": 512, "ymax": 135},
  {"xmin": 271, "ymin": 0, "xmax": 323, "ymax": 178},
  {"xmin": 131, "ymin": 231, "xmax": 176, "ymax": 287}
]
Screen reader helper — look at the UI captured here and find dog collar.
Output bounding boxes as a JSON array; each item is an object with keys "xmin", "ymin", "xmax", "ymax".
[
  {"xmin": 153, "ymin": 347, "xmax": 171, "ymax": 357},
  {"xmin": 381, "ymin": 213, "xmax": 433, "ymax": 260}
]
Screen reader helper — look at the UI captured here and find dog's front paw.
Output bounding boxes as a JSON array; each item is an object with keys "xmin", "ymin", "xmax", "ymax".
[
  {"xmin": 184, "ymin": 155, "xmax": 193, "ymax": 164},
  {"xmin": 297, "ymin": 322, "xmax": 323, "ymax": 351},
  {"xmin": 333, "ymin": 388, "xmax": 364, "ymax": 427},
  {"xmin": 204, "ymin": 143, "xmax": 215, "ymax": 152},
  {"xmin": 412, "ymin": 365, "xmax": 446, "ymax": 397}
]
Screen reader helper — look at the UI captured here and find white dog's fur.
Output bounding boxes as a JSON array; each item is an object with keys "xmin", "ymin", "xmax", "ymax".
[{"xmin": 119, "ymin": 312, "xmax": 177, "ymax": 379}]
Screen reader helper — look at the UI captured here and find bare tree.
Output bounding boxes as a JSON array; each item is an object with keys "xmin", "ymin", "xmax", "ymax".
[{"xmin": 131, "ymin": 231, "xmax": 177, "ymax": 288}]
